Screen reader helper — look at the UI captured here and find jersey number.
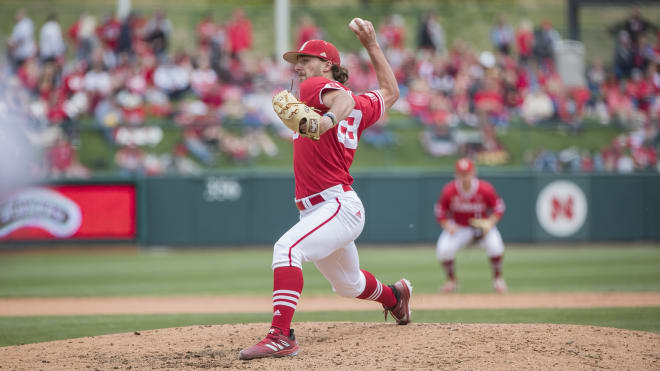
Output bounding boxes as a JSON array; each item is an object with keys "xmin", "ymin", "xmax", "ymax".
[{"xmin": 336, "ymin": 110, "xmax": 362, "ymax": 149}]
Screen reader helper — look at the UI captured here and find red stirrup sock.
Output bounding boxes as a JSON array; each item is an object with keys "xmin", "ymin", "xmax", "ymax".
[
  {"xmin": 356, "ymin": 269, "xmax": 397, "ymax": 308},
  {"xmin": 443, "ymin": 260, "xmax": 456, "ymax": 281},
  {"xmin": 490, "ymin": 255, "xmax": 503, "ymax": 278},
  {"xmin": 270, "ymin": 266, "xmax": 303, "ymax": 336}
]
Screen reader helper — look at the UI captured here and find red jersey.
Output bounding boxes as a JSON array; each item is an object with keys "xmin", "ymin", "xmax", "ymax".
[
  {"xmin": 97, "ymin": 18, "xmax": 121, "ymax": 50},
  {"xmin": 434, "ymin": 179, "xmax": 505, "ymax": 226},
  {"xmin": 294, "ymin": 76, "xmax": 384, "ymax": 199}
]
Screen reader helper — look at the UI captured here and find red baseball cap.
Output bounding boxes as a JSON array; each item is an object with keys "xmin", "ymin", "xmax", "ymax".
[
  {"xmin": 283, "ymin": 39, "xmax": 340, "ymax": 66},
  {"xmin": 455, "ymin": 157, "xmax": 475, "ymax": 173}
]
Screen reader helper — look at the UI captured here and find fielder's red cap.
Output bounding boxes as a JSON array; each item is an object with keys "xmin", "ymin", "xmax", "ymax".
[
  {"xmin": 455, "ymin": 157, "xmax": 475, "ymax": 173},
  {"xmin": 283, "ymin": 39, "xmax": 340, "ymax": 66}
]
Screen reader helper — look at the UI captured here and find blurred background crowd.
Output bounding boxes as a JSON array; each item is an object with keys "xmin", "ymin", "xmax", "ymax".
[{"xmin": 2, "ymin": 2, "xmax": 660, "ymax": 178}]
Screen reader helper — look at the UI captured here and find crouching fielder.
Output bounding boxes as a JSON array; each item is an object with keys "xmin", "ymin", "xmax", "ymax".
[{"xmin": 434, "ymin": 158, "xmax": 507, "ymax": 293}]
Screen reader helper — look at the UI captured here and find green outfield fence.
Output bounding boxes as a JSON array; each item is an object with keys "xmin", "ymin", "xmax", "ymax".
[{"xmin": 2, "ymin": 173, "xmax": 658, "ymax": 247}]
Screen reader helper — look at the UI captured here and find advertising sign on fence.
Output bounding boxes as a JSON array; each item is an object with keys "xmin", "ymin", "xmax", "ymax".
[{"xmin": 0, "ymin": 184, "xmax": 136, "ymax": 241}]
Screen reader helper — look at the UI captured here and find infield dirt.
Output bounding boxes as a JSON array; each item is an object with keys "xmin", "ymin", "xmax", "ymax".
[
  {"xmin": 1, "ymin": 321, "xmax": 659, "ymax": 370},
  {"xmin": 2, "ymin": 292, "xmax": 660, "ymax": 369},
  {"xmin": 2, "ymin": 293, "xmax": 660, "ymax": 370}
]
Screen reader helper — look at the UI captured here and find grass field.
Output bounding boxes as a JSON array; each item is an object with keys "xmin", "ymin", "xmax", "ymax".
[
  {"xmin": 2, "ymin": 245, "xmax": 660, "ymax": 297},
  {"xmin": 1, "ymin": 245, "xmax": 659, "ymax": 346}
]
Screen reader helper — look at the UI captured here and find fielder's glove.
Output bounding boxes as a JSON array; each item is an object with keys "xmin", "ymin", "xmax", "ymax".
[
  {"xmin": 272, "ymin": 90, "xmax": 322, "ymax": 141},
  {"xmin": 469, "ymin": 218, "xmax": 495, "ymax": 240}
]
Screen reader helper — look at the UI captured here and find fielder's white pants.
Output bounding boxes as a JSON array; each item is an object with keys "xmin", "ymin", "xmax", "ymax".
[
  {"xmin": 436, "ymin": 225, "xmax": 505, "ymax": 261},
  {"xmin": 272, "ymin": 185, "xmax": 367, "ymax": 298}
]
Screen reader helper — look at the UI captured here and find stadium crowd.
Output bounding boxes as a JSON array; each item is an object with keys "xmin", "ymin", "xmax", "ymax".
[{"xmin": 3, "ymin": 7, "xmax": 660, "ymax": 177}]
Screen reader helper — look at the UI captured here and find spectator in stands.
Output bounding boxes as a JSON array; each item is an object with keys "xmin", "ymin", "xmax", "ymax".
[
  {"xmin": 153, "ymin": 55, "xmax": 190, "ymax": 100},
  {"xmin": 226, "ymin": 8, "xmax": 253, "ymax": 57},
  {"xmin": 533, "ymin": 20, "xmax": 560, "ymax": 69},
  {"xmin": 474, "ymin": 74, "xmax": 508, "ymax": 127},
  {"xmin": 614, "ymin": 30, "xmax": 634, "ymax": 79},
  {"xmin": 420, "ymin": 123, "xmax": 456, "ymax": 157},
  {"xmin": 115, "ymin": 144, "xmax": 146, "ymax": 175},
  {"xmin": 47, "ymin": 131, "xmax": 73, "ymax": 177},
  {"xmin": 418, "ymin": 12, "xmax": 446, "ymax": 55},
  {"xmin": 172, "ymin": 140, "xmax": 203, "ymax": 175},
  {"xmin": 190, "ymin": 53, "xmax": 219, "ymax": 101},
  {"xmin": 197, "ymin": 14, "xmax": 217, "ymax": 52},
  {"xmin": 144, "ymin": 11, "xmax": 172, "ymax": 61},
  {"xmin": 38, "ymin": 63, "xmax": 58, "ymax": 102},
  {"xmin": 605, "ymin": 79, "xmax": 636, "ymax": 125},
  {"xmin": 124, "ymin": 61, "xmax": 148, "ymax": 96},
  {"xmin": 42, "ymin": 126, "xmax": 88, "ymax": 178},
  {"xmin": 16, "ymin": 57, "xmax": 40, "ymax": 93},
  {"xmin": 580, "ymin": 150, "xmax": 595, "ymax": 172},
  {"xmin": 116, "ymin": 89, "xmax": 145, "ymax": 125},
  {"xmin": 296, "ymin": 15, "xmax": 322, "ymax": 49},
  {"xmin": 533, "ymin": 148, "xmax": 559, "ymax": 172},
  {"xmin": 379, "ymin": 14, "xmax": 405, "ymax": 51},
  {"xmin": 516, "ymin": 19, "xmax": 534, "ymax": 64},
  {"xmin": 7, "ymin": 9, "xmax": 36, "ymax": 71},
  {"xmin": 406, "ymin": 78, "xmax": 433, "ymax": 123},
  {"xmin": 84, "ymin": 58, "xmax": 113, "ymax": 110},
  {"xmin": 628, "ymin": 68, "xmax": 653, "ymax": 112},
  {"xmin": 39, "ymin": 13, "xmax": 66, "ymax": 65},
  {"xmin": 521, "ymin": 85, "xmax": 553, "ymax": 125},
  {"xmin": 117, "ymin": 12, "xmax": 136, "ymax": 56},
  {"xmin": 61, "ymin": 60, "xmax": 88, "ymax": 98},
  {"xmin": 587, "ymin": 57, "xmax": 606, "ymax": 97},
  {"xmin": 218, "ymin": 85, "xmax": 246, "ymax": 125},
  {"xmin": 490, "ymin": 16, "xmax": 514, "ymax": 55},
  {"xmin": 97, "ymin": 12, "xmax": 121, "ymax": 53},
  {"xmin": 67, "ymin": 11, "xmax": 97, "ymax": 63},
  {"xmin": 183, "ymin": 128, "xmax": 216, "ymax": 166},
  {"xmin": 609, "ymin": 8, "xmax": 658, "ymax": 50},
  {"xmin": 617, "ymin": 149, "xmax": 635, "ymax": 173},
  {"xmin": 653, "ymin": 32, "xmax": 660, "ymax": 64},
  {"xmin": 204, "ymin": 18, "xmax": 228, "ymax": 75}
]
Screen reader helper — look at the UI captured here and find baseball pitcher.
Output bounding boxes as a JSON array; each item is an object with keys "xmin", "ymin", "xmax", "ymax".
[
  {"xmin": 434, "ymin": 157, "xmax": 507, "ymax": 293},
  {"xmin": 239, "ymin": 18, "xmax": 412, "ymax": 360}
]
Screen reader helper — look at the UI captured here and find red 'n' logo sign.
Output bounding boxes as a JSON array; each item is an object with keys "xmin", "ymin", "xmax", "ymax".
[{"xmin": 551, "ymin": 196, "xmax": 574, "ymax": 221}]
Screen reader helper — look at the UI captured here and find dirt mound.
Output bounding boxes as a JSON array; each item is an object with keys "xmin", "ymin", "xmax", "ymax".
[{"xmin": 1, "ymin": 322, "xmax": 658, "ymax": 370}]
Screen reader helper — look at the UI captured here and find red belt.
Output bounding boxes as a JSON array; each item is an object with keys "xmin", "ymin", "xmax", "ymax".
[{"xmin": 296, "ymin": 185, "xmax": 353, "ymax": 211}]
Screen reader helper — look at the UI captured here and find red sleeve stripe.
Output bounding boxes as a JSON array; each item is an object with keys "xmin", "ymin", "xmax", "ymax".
[
  {"xmin": 368, "ymin": 90, "xmax": 385, "ymax": 121},
  {"xmin": 494, "ymin": 198, "xmax": 506, "ymax": 214},
  {"xmin": 434, "ymin": 203, "xmax": 445, "ymax": 218},
  {"xmin": 318, "ymin": 83, "xmax": 345, "ymax": 107}
]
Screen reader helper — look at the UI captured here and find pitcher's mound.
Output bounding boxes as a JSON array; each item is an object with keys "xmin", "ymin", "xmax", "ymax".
[{"xmin": 1, "ymin": 322, "xmax": 658, "ymax": 370}]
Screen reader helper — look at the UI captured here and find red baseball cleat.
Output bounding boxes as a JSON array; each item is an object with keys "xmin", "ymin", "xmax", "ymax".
[
  {"xmin": 383, "ymin": 278, "xmax": 413, "ymax": 325},
  {"xmin": 239, "ymin": 327, "xmax": 299, "ymax": 360}
]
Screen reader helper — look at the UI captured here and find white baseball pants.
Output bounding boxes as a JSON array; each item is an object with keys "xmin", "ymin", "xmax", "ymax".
[
  {"xmin": 436, "ymin": 225, "xmax": 505, "ymax": 261},
  {"xmin": 272, "ymin": 185, "xmax": 367, "ymax": 298}
]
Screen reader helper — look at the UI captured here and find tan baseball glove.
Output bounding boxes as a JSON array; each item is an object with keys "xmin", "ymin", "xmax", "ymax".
[
  {"xmin": 272, "ymin": 90, "xmax": 322, "ymax": 141},
  {"xmin": 469, "ymin": 218, "xmax": 495, "ymax": 240}
]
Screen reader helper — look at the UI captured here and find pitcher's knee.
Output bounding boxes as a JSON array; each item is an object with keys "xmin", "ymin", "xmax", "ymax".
[{"xmin": 271, "ymin": 241, "xmax": 303, "ymax": 269}]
